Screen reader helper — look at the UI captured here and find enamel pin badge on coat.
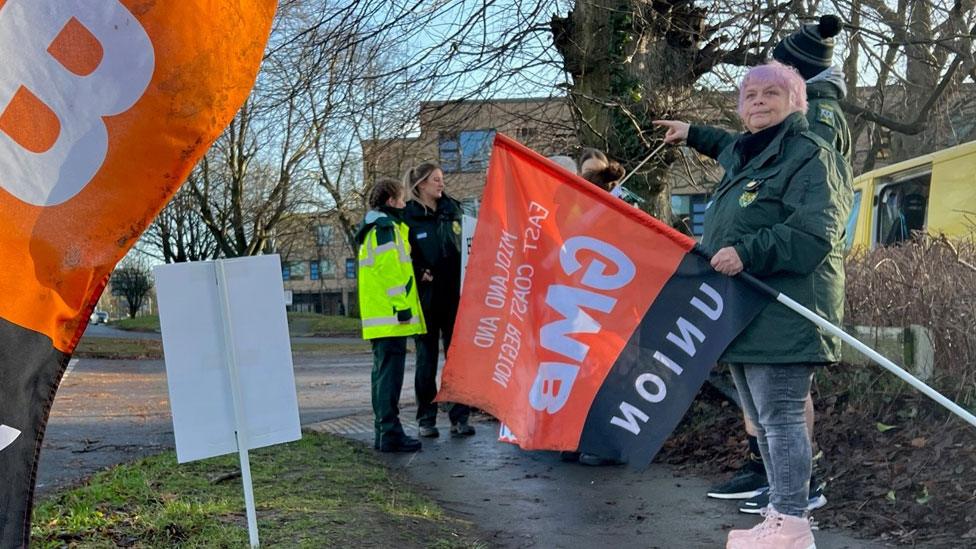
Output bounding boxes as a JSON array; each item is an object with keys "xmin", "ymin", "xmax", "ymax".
[{"xmin": 739, "ymin": 180, "xmax": 761, "ymax": 207}]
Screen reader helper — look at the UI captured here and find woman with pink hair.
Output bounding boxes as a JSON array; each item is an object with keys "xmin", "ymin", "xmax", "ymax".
[{"xmin": 656, "ymin": 62, "xmax": 853, "ymax": 549}]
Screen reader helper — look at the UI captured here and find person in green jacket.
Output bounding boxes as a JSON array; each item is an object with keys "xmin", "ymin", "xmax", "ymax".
[
  {"xmin": 658, "ymin": 14, "xmax": 852, "ymax": 515},
  {"xmin": 656, "ymin": 61, "xmax": 853, "ymax": 549},
  {"xmin": 356, "ymin": 178, "xmax": 426, "ymax": 453},
  {"xmin": 403, "ymin": 162, "xmax": 475, "ymax": 438}
]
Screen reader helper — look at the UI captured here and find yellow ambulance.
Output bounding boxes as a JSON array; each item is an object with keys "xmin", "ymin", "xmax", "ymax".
[{"xmin": 846, "ymin": 139, "xmax": 976, "ymax": 250}]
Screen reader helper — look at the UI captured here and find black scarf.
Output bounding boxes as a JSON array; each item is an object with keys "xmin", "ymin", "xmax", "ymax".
[{"xmin": 739, "ymin": 120, "xmax": 785, "ymax": 165}]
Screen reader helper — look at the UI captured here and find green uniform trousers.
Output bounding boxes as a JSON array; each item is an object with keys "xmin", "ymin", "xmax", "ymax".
[{"xmin": 372, "ymin": 337, "xmax": 408, "ymax": 446}]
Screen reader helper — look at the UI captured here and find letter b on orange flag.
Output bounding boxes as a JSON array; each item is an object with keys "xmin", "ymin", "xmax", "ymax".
[{"xmin": 0, "ymin": 3, "xmax": 277, "ymax": 547}]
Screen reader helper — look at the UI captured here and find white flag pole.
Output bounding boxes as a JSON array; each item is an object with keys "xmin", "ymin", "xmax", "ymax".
[
  {"xmin": 215, "ymin": 259, "xmax": 260, "ymax": 548},
  {"xmin": 734, "ymin": 268, "xmax": 976, "ymax": 429},
  {"xmin": 612, "ymin": 141, "xmax": 667, "ymax": 190}
]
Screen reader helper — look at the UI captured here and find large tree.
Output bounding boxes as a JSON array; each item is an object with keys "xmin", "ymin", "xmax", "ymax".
[
  {"xmin": 835, "ymin": 0, "xmax": 976, "ymax": 171},
  {"xmin": 177, "ymin": 0, "xmax": 441, "ymax": 259},
  {"xmin": 138, "ymin": 185, "xmax": 219, "ymax": 263},
  {"xmin": 549, "ymin": 1, "xmax": 976, "ymax": 216},
  {"xmin": 111, "ymin": 261, "xmax": 154, "ymax": 319}
]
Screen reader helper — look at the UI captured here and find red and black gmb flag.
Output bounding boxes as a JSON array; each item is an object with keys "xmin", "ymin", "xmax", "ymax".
[
  {"xmin": 438, "ymin": 133, "xmax": 771, "ymax": 467},
  {"xmin": 0, "ymin": 3, "xmax": 276, "ymax": 546}
]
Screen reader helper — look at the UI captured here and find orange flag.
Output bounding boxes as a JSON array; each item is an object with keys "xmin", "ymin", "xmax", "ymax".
[
  {"xmin": 438, "ymin": 134, "xmax": 770, "ymax": 465},
  {"xmin": 0, "ymin": 2, "xmax": 277, "ymax": 546}
]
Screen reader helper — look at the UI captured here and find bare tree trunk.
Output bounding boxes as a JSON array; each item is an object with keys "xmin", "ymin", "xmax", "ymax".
[{"xmin": 553, "ymin": 1, "xmax": 712, "ymax": 220}]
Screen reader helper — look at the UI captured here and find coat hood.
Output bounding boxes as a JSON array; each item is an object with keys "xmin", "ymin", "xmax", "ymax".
[
  {"xmin": 355, "ymin": 209, "xmax": 394, "ymax": 245},
  {"xmin": 807, "ymin": 65, "xmax": 847, "ymax": 99}
]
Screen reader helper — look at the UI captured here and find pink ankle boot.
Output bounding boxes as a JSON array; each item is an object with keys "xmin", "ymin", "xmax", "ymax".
[{"xmin": 726, "ymin": 507, "xmax": 815, "ymax": 549}]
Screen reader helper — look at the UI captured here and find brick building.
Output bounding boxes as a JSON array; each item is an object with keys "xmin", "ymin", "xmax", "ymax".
[
  {"xmin": 276, "ymin": 211, "xmax": 358, "ymax": 315},
  {"xmin": 362, "ymin": 97, "xmax": 578, "ymax": 202}
]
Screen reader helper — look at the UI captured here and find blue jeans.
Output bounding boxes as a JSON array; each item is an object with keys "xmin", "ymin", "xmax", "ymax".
[{"xmin": 728, "ymin": 363, "xmax": 813, "ymax": 517}]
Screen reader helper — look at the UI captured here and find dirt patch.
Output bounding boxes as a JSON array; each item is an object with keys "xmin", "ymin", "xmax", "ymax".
[{"xmin": 657, "ymin": 376, "xmax": 976, "ymax": 548}]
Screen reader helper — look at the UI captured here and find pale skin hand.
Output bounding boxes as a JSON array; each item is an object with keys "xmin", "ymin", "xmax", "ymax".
[
  {"xmin": 711, "ymin": 246, "xmax": 744, "ymax": 275},
  {"xmin": 652, "ymin": 120, "xmax": 690, "ymax": 145}
]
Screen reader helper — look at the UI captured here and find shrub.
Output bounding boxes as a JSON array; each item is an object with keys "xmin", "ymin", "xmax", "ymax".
[{"xmin": 842, "ymin": 235, "xmax": 976, "ymax": 410}]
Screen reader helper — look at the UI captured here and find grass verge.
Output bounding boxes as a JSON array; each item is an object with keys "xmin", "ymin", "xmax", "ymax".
[
  {"xmin": 290, "ymin": 341, "xmax": 370, "ymax": 355},
  {"xmin": 111, "ymin": 315, "xmax": 161, "ymax": 332},
  {"xmin": 32, "ymin": 432, "xmax": 485, "ymax": 548},
  {"xmin": 287, "ymin": 313, "xmax": 360, "ymax": 337},
  {"xmin": 112, "ymin": 313, "xmax": 362, "ymax": 338}
]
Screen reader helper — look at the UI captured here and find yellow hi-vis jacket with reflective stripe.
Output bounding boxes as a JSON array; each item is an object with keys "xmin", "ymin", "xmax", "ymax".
[{"xmin": 357, "ymin": 210, "xmax": 426, "ymax": 340}]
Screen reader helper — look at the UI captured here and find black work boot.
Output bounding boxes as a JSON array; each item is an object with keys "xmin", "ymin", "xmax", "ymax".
[{"xmin": 379, "ymin": 435, "xmax": 422, "ymax": 453}]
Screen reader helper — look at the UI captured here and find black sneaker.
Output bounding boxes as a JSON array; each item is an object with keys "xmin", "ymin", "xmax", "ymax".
[
  {"xmin": 738, "ymin": 482, "xmax": 827, "ymax": 514},
  {"xmin": 578, "ymin": 453, "xmax": 624, "ymax": 466},
  {"xmin": 560, "ymin": 451, "xmax": 581, "ymax": 462},
  {"xmin": 706, "ymin": 466, "xmax": 769, "ymax": 499},
  {"xmin": 379, "ymin": 435, "xmax": 422, "ymax": 453}
]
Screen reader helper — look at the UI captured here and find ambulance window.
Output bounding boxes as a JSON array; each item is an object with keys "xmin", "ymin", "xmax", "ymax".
[
  {"xmin": 845, "ymin": 190, "xmax": 861, "ymax": 251},
  {"xmin": 875, "ymin": 168, "xmax": 931, "ymax": 246}
]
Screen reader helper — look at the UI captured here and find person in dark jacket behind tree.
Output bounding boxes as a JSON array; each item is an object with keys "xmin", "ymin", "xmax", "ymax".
[
  {"xmin": 402, "ymin": 161, "xmax": 475, "ymax": 439},
  {"xmin": 656, "ymin": 61, "xmax": 853, "ymax": 548},
  {"xmin": 656, "ymin": 14, "xmax": 852, "ymax": 517}
]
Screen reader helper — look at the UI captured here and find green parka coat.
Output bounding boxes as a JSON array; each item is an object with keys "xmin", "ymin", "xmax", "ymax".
[
  {"xmin": 689, "ymin": 112, "xmax": 853, "ymax": 363},
  {"xmin": 806, "ymin": 79, "xmax": 851, "ymax": 162}
]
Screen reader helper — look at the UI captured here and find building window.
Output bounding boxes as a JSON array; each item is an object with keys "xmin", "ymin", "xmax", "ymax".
[
  {"xmin": 515, "ymin": 127, "xmax": 536, "ymax": 141},
  {"xmin": 310, "ymin": 260, "xmax": 319, "ymax": 280},
  {"xmin": 288, "ymin": 261, "xmax": 306, "ymax": 280},
  {"xmin": 345, "ymin": 258, "xmax": 356, "ymax": 279},
  {"xmin": 320, "ymin": 259, "xmax": 336, "ymax": 278},
  {"xmin": 316, "ymin": 225, "xmax": 332, "ymax": 246},
  {"xmin": 439, "ymin": 129, "xmax": 496, "ymax": 173},
  {"xmin": 281, "ymin": 264, "xmax": 290, "ymax": 281},
  {"xmin": 439, "ymin": 133, "xmax": 461, "ymax": 173},
  {"xmin": 672, "ymin": 193, "xmax": 710, "ymax": 237}
]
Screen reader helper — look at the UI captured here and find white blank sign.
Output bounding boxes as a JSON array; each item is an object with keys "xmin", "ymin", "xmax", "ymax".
[{"xmin": 154, "ymin": 255, "xmax": 301, "ymax": 463}]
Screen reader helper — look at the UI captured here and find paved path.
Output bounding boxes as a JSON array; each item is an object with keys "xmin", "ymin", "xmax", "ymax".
[
  {"xmin": 40, "ymin": 349, "xmax": 892, "ymax": 548},
  {"xmin": 309, "ymin": 412, "xmax": 890, "ymax": 549}
]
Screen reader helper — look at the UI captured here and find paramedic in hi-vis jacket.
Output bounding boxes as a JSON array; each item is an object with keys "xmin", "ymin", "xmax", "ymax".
[{"xmin": 356, "ymin": 178, "xmax": 427, "ymax": 453}]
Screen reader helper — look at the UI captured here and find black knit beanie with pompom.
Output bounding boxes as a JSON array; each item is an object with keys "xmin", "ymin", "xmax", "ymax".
[{"xmin": 772, "ymin": 15, "xmax": 843, "ymax": 80}]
